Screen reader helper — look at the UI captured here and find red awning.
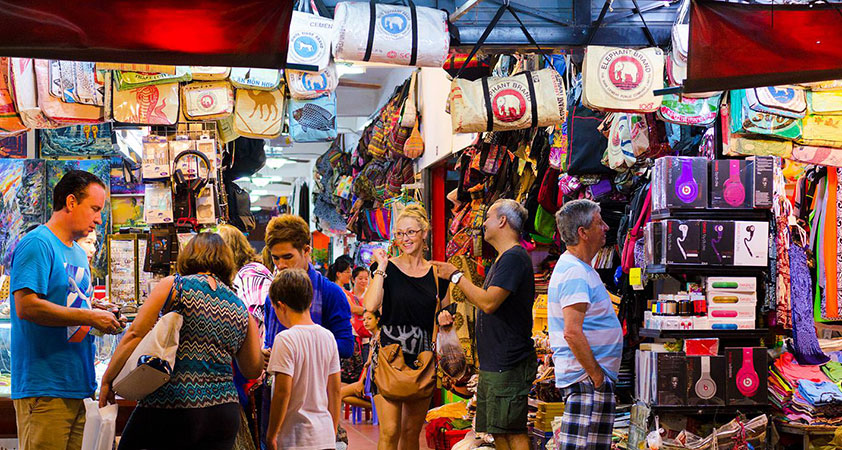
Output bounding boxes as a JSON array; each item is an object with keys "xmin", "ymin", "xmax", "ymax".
[
  {"xmin": 0, "ymin": 0, "xmax": 293, "ymax": 68},
  {"xmin": 686, "ymin": 0, "xmax": 842, "ymax": 93}
]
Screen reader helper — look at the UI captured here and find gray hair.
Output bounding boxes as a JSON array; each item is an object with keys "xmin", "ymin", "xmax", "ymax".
[
  {"xmin": 492, "ymin": 199, "xmax": 527, "ymax": 234},
  {"xmin": 555, "ymin": 199, "xmax": 601, "ymax": 246}
]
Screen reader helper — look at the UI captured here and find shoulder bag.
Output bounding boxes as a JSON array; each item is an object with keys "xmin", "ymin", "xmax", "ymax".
[
  {"xmin": 287, "ymin": 0, "xmax": 334, "ymax": 72},
  {"xmin": 0, "ymin": 57, "xmax": 28, "ymax": 136},
  {"xmin": 729, "ymin": 89, "xmax": 802, "ymax": 140},
  {"xmin": 233, "ymin": 88, "xmax": 285, "ymax": 138},
  {"xmin": 181, "ymin": 81, "xmax": 235, "ymax": 121},
  {"xmin": 289, "ymin": 93, "xmax": 338, "ymax": 142},
  {"xmin": 745, "ymin": 86, "xmax": 807, "ymax": 119}
]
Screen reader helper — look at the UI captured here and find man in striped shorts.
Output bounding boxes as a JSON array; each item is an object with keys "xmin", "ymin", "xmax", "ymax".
[{"xmin": 548, "ymin": 199, "xmax": 623, "ymax": 450}]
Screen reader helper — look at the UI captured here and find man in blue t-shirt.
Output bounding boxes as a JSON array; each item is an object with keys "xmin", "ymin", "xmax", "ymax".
[{"xmin": 10, "ymin": 171, "xmax": 122, "ymax": 450}]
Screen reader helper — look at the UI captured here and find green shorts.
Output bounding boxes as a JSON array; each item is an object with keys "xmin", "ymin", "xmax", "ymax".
[{"xmin": 475, "ymin": 356, "xmax": 538, "ymax": 435}]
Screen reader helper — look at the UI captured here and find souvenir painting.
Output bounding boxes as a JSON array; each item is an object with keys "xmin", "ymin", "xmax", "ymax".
[
  {"xmin": 40, "ymin": 123, "xmax": 115, "ymax": 157},
  {"xmin": 0, "ymin": 159, "xmax": 45, "ymax": 270},
  {"xmin": 0, "ymin": 134, "xmax": 27, "ymax": 158},
  {"xmin": 111, "ymin": 196, "xmax": 145, "ymax": 232},
  {"xmin": 110, "ymin": 157, "xmax": 144, "ymax": 195}
]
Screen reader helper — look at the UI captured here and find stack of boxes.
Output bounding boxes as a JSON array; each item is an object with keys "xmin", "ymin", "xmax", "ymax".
[{"xmin": 644, "ymin": 277, "xmax": 758, "ymax": 330}]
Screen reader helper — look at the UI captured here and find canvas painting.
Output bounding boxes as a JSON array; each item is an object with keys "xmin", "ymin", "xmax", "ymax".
[
  {"xmin": 46, "ymin": 159, "xmax": 111, "ymax": 281},
  {"xmin": 0, "ymin": 159, "xmax": 46, "ymax": 271},
  {"xmin": 40, "ymin": 123, "xmax": 115, "ymax": 158},
  {"xmin": 111, "ymin": 196, "xmax": 145, "ymax": 232},
  {"xmin": 110, "ymin": 157, "xmax": 144, "ymax": 195},
  {"xmin": 0, "ymin": 134, "xmax": 27, "ymax": 159}
]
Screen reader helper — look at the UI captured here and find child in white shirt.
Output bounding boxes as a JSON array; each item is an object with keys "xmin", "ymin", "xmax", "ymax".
[{"xmin": 266, "ymin": 269, "xmax": 341, "ymax": 450}]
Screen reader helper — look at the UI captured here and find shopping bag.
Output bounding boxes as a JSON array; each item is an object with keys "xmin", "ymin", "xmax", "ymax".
[
  {"xmin": 8, "ymin": 57, "xmax": 62, "ymax": 129},
  {"xmin": 333, "ymin": 0, "xmax": 449, "ymax": 67},
  {"xmin": 112, "ymin": 81, "xmax": 180, "ymax": 125},
  {"xmin": 288, "ymin": 94, "xmax": 337, "ymax": 142},
  {"xmin": 112, "ymin": 311, "xmax": 182, "ymax": 401},
  {"xmin": 229, "ymin": 68, "xmax": 282, "ymax": 91},
  {"xmin": 729, "ymin": 89, "xmax": 802, "ymax": 140},
  {"xmin": 286, "ymin": 64, "xmax": 338, "ymax": 99},
  {"xmin": 81, "ymin": 399, "xmax": 118, "ymax": 450},
  {"xmin": 287, "ymin": 0, "xmax": 334, "ymax": 72},
  {"xmin": 233, "ymin": 88, "xmax": 285, "ymax": 138},
  {"xmin": 181, "ymin": 81, "xmax": 235, "ymax": 121},
  {"xmin": 582, "ymin": 45, "xmax": 664, "ymax": 113}
]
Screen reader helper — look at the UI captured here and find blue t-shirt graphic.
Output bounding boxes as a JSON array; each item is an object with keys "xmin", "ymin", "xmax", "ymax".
[{"xmin": 10, "ymin": 225, "xmax": 96, "ymax": 399}]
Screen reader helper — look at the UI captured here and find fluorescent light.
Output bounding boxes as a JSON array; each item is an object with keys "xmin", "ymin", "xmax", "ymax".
[
  {"xmin": 250, "ymin": 206, "xmax": 261, "ymax": 212},
  {"xmin": 265, "ymin": 157, "xmax": 289, "ymax": 169},
  {"xmin": 250, "ymin": 177, "xmax": 271, "ymax": 187}
]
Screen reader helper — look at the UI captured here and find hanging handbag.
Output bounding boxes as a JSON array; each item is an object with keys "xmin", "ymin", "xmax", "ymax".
[
  {"xmin": 34, "ymin": 60, "xmax": 103, "ymax": 125},
  {"xmin": 791, "ymin": 145, "xmax": 842, "ymax": 167},
  {"xmin": 8, "ymin": 58, "xmax": 62, "ymax": 129},
  {"xmin": 374, "ymin": 266, "xmax": 440, "ymax": 402},
  {"xmin": 797, "ymin": 114, "xmax": 842, "ymax": 148},
  {"xmin": 724, "ymin": 135, "xmax": 792, "ymax": 158},
  {"xmin": 287, "ymin": 0, "xmax": 334, "ymax": 72},
  {"xmin": 113, "ymin": 81, "xmax": 180, "ymax": 125},
  {"xmin": 582, "ymin": 46, "xmax": 664, "ymax": 113},
  {"xmin": 116, "ymin": 67, "xmax": 192, "ymax": 90},
  {"xmin": 657, "ymin": 93, "xmax": 720, "ymax": 126},
  {"xmin": 229, "ymin": 68, "xmax": 282, "ymax": 91},
  {"xmin": 400, "ymin": 70, "xmax": 419, "ymax": 128},
  {"xmin": 233, "ymin": 88, "xmax": 284, "ymax": 138},
  {"xmin": 286, "ymin": 64, "xmax": 339, "ymax": 100},
  {"xmin": 566, "ymin": 80, "xmax": 615, "ymax": 176},
  {"xmin": 333, "ymin": 0, "xmax": 449, "ymax": 67},
  {"xmin": 0, "ymin": 58, "xmax": 28, "ymax": 136},
  {"xmin": 621, "ymin": 185, "xmax": 650, "ymax": 273},
  {"xmin": 447, "ymin": 4, "xmax": 565, "ymax": 133},
  {"xmin": 729, "ymin": 89, "xmax": 802, "ymax": 140},
  {"xmin": 289, "ymin": 94, "xmax": 337, "ymax": 142},
  {"xmin": 808, "ymin": 90, "xmax": 842, "ymax": 115},
  {"xmin": 745, "ymin": 86, "xmax": 807, "ymax": 119},
  {"xmin": 190, "ymin": 66, "xmax": 231, "ymax": 81},
  {"xmin": 181, "ymin": 81, "xmax": 235, "ymax": 121}
]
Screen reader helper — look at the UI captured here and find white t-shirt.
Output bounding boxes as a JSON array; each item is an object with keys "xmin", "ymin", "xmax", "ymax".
[{"xmin": 268, "ymin": 324, "xmax": 341, "ymax": 450}]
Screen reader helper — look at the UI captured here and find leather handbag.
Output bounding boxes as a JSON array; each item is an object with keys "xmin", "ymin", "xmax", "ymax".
[
  {"xmin": 447, "ymin": 4, "xmax": 566, "ymax": 133},
  {"xmin": 113, "ymin": 81, "xmax": 180, "ymax": 125},
  {"xmin": 745, "ymin": 86, "xmax": 807, "ymax": 119},
  {"xmin": 233, "ymin": 88, "xmax": 284, "ymax": 138},
  {"xmin": 181, "ymin": 81, "xmax": 235, "ymax": 121}
]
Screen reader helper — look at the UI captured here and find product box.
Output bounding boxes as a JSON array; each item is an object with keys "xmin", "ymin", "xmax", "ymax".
[
  {"xmin": 646, "ymin": 221, "xmax": 665, "ymax": 266},
  {"xmin": 657, "ymin": 352, "xmax": 688, "ymax": 406},
  {"xmin": 665, "ymin": 220, "xmax": 703, "ymax": 264},
  {"xmin": 708, "ymin": 318, "xmax": 757, "ymax": 330},
  {"xmin": 748, "ymin": 156, "xmax": 775, "ymax": 209},
  {"xmin": 687, "ymin": 356, "xmax": 727, "ymax": 406},
  {"xmin": 707, "ymin": 291, "xmax": 757, "ymax": 305},
  {"xmin": 142, "ymin": 135, "xmax": 171, "ymax": 180},
  {"xmin": 707, "ymin": 303, "xmax": 757, "ymax": 320},
  {"xmin": 700, "ymin": 220, "xmax": 736, "ymax": 265},
  {"xmin": 711, "ymin": 159, "xmax": 753, "ymax": 209},
  {"xmin": 734, "ymin": 221, "xmax": 769, "ymax": 266},
  {"xmin": 706, "ymin": 277, "xmax": 758, "ymax": 293},
  {"xmin": 725, "ymin": 347, "xmax": 768, "ymax": 405},
  {"xmin": 658, "ymin": 156, "xmax": 709, "ymax": 210}
]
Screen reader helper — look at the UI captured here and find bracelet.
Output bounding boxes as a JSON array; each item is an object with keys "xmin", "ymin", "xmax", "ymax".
[{"xmin": 373, "ymin": 270, "xmax": 388, "ymax": 279}]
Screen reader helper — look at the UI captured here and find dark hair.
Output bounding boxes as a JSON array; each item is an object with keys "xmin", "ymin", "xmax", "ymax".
[
  {"xmin": 327, "ymin": 258, "xmax": 353, "ymax": 282},
  {"xmin": 363, "ymin": 309, "xmax": 381, "ymax": 320},
  {"xmin": 53, "ymin": 170, "xmax": 106, "ymax": 212},
  {"xmin": 269, "ymin": 269, "xmax": 313, "ymax": 313},
  {"xmin": 352, "ymin": 267, "xmax": 369, "ymax": 280},
  {"xmin": 176, "ymin": 232, "xmax": 237, "ymax": 286}
]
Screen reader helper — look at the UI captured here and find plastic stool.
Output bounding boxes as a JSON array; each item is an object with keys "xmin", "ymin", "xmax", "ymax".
[
  {"xmin": 370, "ymin": 397, "xmax": 379, "ymax": 425},
  {"xmin": 351, "ymin": 406, "xmax": 368, "ymax": 425}
]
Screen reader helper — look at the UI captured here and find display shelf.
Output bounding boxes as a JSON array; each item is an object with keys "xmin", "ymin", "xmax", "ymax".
[
  {"xmin": 651, "ymin": 209, "xmax": 772, "ymax": 221},
  {"xmin": 650, "ymin": 404, "xmax": 769, "ymax": 415},
  {"xmin": 646, "ymin": 264, "xmax": 768, "ymax": 275},
  {"xmin": 640, "ymin": 328, "xmax": 769, "ymax": 339}
]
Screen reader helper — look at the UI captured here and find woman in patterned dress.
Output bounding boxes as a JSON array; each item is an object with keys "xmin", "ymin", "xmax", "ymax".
[{"xmin": 100, "ymin": 233, "xmax": 263, "ymax": 450}]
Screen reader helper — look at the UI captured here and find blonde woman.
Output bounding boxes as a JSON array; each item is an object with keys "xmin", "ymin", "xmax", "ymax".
[{"xmin": 364, "ymin": 205, "xmax": 448, "ymax": 450}]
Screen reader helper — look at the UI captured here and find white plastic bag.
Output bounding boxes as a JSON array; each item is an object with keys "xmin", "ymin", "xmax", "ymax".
[
  {"xmin": 436, "ymin": 326, "xmax": 466, "ymax": 380},
  {"xmin": 81, "ymin": 399, "xmax": 118, "ymax": 450},
  {"xmin": 112, "ymin": 311, "xmax": 182, "ymax": 400}
]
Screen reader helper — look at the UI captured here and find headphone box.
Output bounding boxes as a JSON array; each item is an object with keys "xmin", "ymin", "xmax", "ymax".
[
  {"xmin": 705, "ymin": 277, "xmax": 757, "ymax": 293},
  {"xmin": 645, "ymin": 221, "xmax": 665, "ymax": 266},
  {"xmin": 700, "ymin": 220, "xmax": 735, "ymax": 265},
  {"xmin": 665, "ymin": 220, "xmax": 702, "ymax": 264},
  {"xmin": 734, "ymin": 221, "xmax": 769, "ymax": 266},
  {"xmin": 662, "ymin": 156, "xmax": 709, "ymax": 210},
  {"xmin": 687, "ymin": 356, "xmax": 726, "ymax": 406},
  {"xmin": 657, "ymin": 352, "xmax": 688, "ymax": 406},
  {"xmin": 748, "ymin": 156, "xmax": 775, "ymax": 209},
  {"xmin": 725, "ymin": 347, "xmax": 768, "ymax": 405},
  {"xmin": 711, "ymin": 159, "xmax": 753, "ymax": 209}
]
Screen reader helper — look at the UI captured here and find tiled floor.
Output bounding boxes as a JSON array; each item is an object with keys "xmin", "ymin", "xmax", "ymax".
[{"xmin": 342, "ymin": 418, "xmax": 430, "ymax": 450}]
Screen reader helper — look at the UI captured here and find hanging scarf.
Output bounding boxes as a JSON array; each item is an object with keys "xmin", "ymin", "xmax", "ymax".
[
  {"xmin": 791, "ymin": 238, "xmax": 831, "ymax": 365},
  {"xmin": 774, "ymin": 164, "xmax": 792, "ymax": 330}
]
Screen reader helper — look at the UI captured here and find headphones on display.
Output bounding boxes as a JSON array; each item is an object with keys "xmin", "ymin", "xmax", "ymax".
[
  {"xmin": 736, "ymin": 348, "xmax": 760, "ymax": 397},
  {"xmin": 172, "ymin": 150, "xmax": 212, "ymax": 230},
  {"xmin": 744, "ymin": 225, "xmax": 756, "ymax": 257},
  {"xmin": 675, "ymin": 159, "xmax": 699, "ymax": 204},
  {"xmin": 677, "ymin": 223, "xmax": 689, "ymax": 260},
  {"xmin": 711, "ymin": 224, "xmax": 724, "ymax": 263},
  {"xmin": 695, "ymin": 356, "xmax": 717, "ymax": 400},
  {"xmin": 723, "ymin": 160, "xmax": 746, "ymax": 207}
]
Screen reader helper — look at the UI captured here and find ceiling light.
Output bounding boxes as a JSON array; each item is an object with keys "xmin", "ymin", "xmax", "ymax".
[
  {"xmin": 265, "ymin": 157, "xmax": 289, "ymax": 169},
  {"xmin": 250, "ymin": 206, "xmax": 262, "ymax": 212},
  {"xmin": 250, "ymin": 177, "xmax": 271, "ymax": 187},
  {"xmin": 251, "ymin": 189, "xmax": 269, "ymax": 196}
]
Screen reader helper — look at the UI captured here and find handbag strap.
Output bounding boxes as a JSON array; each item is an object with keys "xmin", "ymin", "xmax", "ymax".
[
  {"xmin": 455, "ymin": 3, "xmax": 553, "ymax": 79},
  {"xmin": 584, "ymin": 0, "xmax": 656, "ymax": 47},
  {"xmin": 524, "ymin": 72, "xmax": 538, "ymax": 129},
  {"xmin": 364, "ymin": 0, "xmax": 419, "ymax": 65},
  {"xmin": 481, "ymin": 78, "xmax": 493, "ymax": 131},
  {"xmin": 162, "ymin": 274, "xmax": 183, "ymax": 314}
]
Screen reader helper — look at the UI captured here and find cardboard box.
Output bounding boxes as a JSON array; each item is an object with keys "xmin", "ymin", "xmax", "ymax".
[
  {"xmin": 665, "ymin": 220, "xmax": 703, "ymax": 264},
  {"xmin": 711, "ymin": 159, "xmax": 753, "ymax": 209},
  {"xmin": 748, "ymin": 156, "xmax": 775, "ymax": 209},
  {"xmin": 708, "ymin": 318, "xmax": 757, "ymax": 330},
  {"xmin": 645, "ymin": 222, "xmax": 664, "ymax": 266},
  {"xmin": 725, "ymin": 347, "xmax": 768, "ymax": 405},
  {"xmin": 657, "ymin": 353, "xmax": 688, "ymax": 406},
  {"xmin": 665, "ymin": 157, "xmax": 708, "ymax": 210},
  {"xmin": 734, "ymin": 221, "xmax": 769, "ymax": 266},
  {"xmin": 701, "ymin": 220, "xmax": 736, "ymax": 265},
  {"xmin": 687, "ymin": 356, "xmax": 727, "ymax": 406},
  {"xmin": 708, "ymin": 303, "xmax": 757, "ymax": 320},
  {"xmin": 706, "ymin": 277, "xmax": 758, "ymax": 293}
]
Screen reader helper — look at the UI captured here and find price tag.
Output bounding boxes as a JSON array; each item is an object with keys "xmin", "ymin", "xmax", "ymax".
[{"xmin": 630, "ymin": 267, "xmax": 644, "ymax": 291}]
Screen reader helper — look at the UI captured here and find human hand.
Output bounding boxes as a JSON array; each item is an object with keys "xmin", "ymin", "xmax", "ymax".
[
  {"xmin": 437, "ymin": 310, "xmax": 454, "ymax": 328},
  {"xmin": 591, "ymin": 371, "xmax": 606, "ymax": 389},
  {"xmin": 372, "ymin": 249, "xmax": 388, "ymax": 267},
  {"xmin": 431, "ymin": 261, "xmax": 457, "ymax": 280},
  {"xmin": 89, "ymin": 309, "xmax": 122, "ymax": 334},
  {"xmin": 99, "ymin": 381, "xmax": 116, "ymax": 408},
  {"xmin": 262, "ymin": 348, "xmax": 271, "ymax": 371},
  {"xmin": 265, "ymin": 437, "xmax": 278, "ymax": 450}
]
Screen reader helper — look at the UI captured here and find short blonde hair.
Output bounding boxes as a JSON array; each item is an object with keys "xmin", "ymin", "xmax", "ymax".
[
  {"xmin": 265, "ymin": 214, "xmax": 310, "ymax": 251},
  {"xmin": 218, "ymin": 224, "xmax": 259, "ymax": 269},
  {"xmin": 396, "ymin": 204, "xmax": 430, "ymax": 231}
]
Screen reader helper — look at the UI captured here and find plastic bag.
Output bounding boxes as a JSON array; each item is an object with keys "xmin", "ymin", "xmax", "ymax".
[
  {"xmin": 436, "ymin": 326, "xmax": 467, "ymax": 380},
  {"xmin": 81, "ymin": 398, "xmax": 118, "ymax": 450}
]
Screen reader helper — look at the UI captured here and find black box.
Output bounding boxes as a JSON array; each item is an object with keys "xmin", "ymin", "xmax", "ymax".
[
  {"xmin": 661, "ymin": 157, "xmax": 709, "ymax": 210},
  {"xmin": 665, "ymin": 220, "xmax": 702, "ymax": 264},
  {"xmin": 657, "ymin": 352, "xmax": 688, "ymax": 406},
  {"xmin": 687, "ymin": 356, "xmax": 727, "ymax": 406},
  {"xmin": 700, "ymin": 221, "xmax": 736, "ymax": 265},
  {"xmin": 711, "ymin": 159, "xmax": 753, "ymax": 209},
  {"xmin": 725, "ymin": 347, "xmax": 768, "ymax": 405},
  {"xmin": 749, "ymin": 156, "xmax": 775, "ymax": 209}
]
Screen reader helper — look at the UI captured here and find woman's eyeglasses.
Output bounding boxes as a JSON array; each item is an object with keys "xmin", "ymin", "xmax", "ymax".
[{"xmin": 393, "ymin": 229, "xmax": 421, "ymax": 240}]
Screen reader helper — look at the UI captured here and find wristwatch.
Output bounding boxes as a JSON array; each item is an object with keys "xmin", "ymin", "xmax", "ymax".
[{"xmin": 450, "ymin": 271, "xmax": 464, "ymax": 285}]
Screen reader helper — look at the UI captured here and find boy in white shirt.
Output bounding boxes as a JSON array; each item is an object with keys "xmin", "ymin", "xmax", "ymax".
[{"xmin": 266, "ymin": 269, "xmax": 341, "ymax": 450}]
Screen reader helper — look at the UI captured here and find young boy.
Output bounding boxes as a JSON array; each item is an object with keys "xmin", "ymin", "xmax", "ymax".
[{"xmin": 266, "ymin": 269, "xmax": 341, "ymax": 450}]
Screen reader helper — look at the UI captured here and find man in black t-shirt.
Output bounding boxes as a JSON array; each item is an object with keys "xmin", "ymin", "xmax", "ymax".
[{"xmin": 433, "ymin": 199, "xmax": 536, "ymax": 450}]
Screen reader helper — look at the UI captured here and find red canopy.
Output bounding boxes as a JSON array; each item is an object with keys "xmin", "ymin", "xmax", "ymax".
[
  {"xmin": 686, "ymin": 0, "xmax": 842, "ymax": 93},
  {"xmin": 0, "ymin": 0, "xmax": 293, "ymax": 68}
]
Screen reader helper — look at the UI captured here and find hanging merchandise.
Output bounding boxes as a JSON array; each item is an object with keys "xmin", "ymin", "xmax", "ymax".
[
  {"xmin": 189, "ymin": 66, "xmax": 231, "ymax": 81},
  {"xmin": 744, "ymin": 86, "xmax": 807, "ymax": 119},
  {"xmin": 582, "ymin": 46, "xmax": 664, "ymax": 113},
  {"xmin": 233, "ymin": 88, "xmax": 284, "ymax": 138},
  {"xmin": 447, "ymin": 4, "xmax": 565, "ymax": 133},
  {"xmin": 0, "ymin": 58, "xmax": 28, "ymax": 136},
  {"xmin": 172, "ymin": 149, "xmax": 212, "ymax": 230},
  {"xmin": 286, "ymin": 64, "xmax": 338, "ymax": 99},
  {"xmin": 181, "ymin": 81, "xmax": 234, "ymax": 121},
  {"xmin": 144, "ymin": 182, "xmax": 174, "ymax": 224},
  {"xmin": 34, "ymin": 60, "xmax": 103, "ymax": 124},
  {"xmin": 8, "ymin": 58, "xmax": 62, "ymax": 129},
  {"xmin": 797, "ymin": 114, "xmax": 842, "ymax": 148},
  {"xmin": 725, "ymin": 136, "xmax": 793, "ymax": 158},
  {"xmin": 729, "ymin": 89, "xmax": 802, "ymax": 140},
  {"xmin": 657, "ymin": 94, "xmax": 720, "ymax": 127},
  {"xmin": 229, "ymin": 68, "xmax": 282, "ymax": 91},
  {"xmin": 142, "ymin": 135, "xmax": 171, "ymax": 180},
  {"xmin": 112, "ymin": 82, "xmax": 180, "ymax": 125},
  {"xmin": 96, "ymin": 63, "xmax": 176, "ymax": 74},
  {"xmin": 566, "ymin": 79, "xmax": 614, "ymax": 176},
  {"xmin": 287, "ymin": 0, "xmax": 334, "ymax": 72},
  {"xmin": 602, "ymin": 113, "xmax": 649, "ymax": 172},
  {"xmin": 808, "ymin": 90, "xmax": 842, "ymax": 115},
  {"xmin": 288, "ymin": 93, "xmax": 337, "ymax": 142},
  {"xmin": 115, "ymin": 67, "xmax": 192, "ymax": 90},
  {"xmin": 400, "ymin": 70, "xmax": 419, "ymax": 128},
  {"xmin": 333, "ymin": 0, "xmax": 450, "ymax": 67},
  {"xmin": 790, "ymin": 146, "xmax": 842, "ymax": 167}
]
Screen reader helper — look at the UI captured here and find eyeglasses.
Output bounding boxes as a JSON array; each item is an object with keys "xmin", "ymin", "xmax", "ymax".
[{"xmin": 393, "ymin": 229, "xmax": 421, "ymax": 240}]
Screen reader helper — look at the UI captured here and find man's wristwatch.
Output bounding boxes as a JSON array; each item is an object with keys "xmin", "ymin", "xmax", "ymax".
[{"xmin": 450, "ymin": 271, "xmax": 464, "ymax": 285}]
